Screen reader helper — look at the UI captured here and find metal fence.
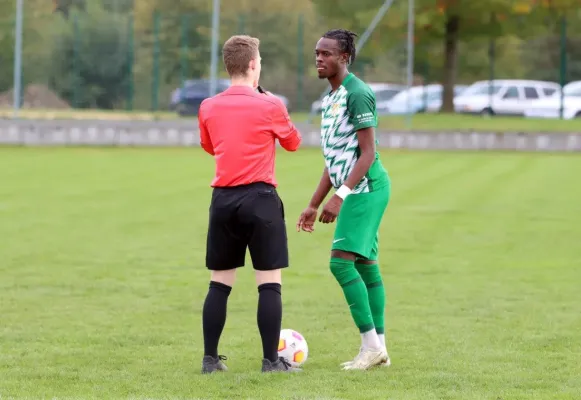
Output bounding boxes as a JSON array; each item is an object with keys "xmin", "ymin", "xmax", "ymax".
[{"xmin": 1, "ymin": 5, "xmax": 581, "ymax": 115}]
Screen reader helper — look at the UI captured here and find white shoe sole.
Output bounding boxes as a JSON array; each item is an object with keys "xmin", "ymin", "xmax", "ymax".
[
  {"xmin": 341, "ymin": 350, "xmax": 389, "ymax": 371},
  {"xmin": 341, "ymin": 351, "xmax": 391, "ymax": 368}
]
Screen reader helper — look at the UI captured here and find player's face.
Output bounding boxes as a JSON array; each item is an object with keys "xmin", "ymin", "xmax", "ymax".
[{"xmin": 315, "ymin": 37, "xmax": 347, "ymax": 80}]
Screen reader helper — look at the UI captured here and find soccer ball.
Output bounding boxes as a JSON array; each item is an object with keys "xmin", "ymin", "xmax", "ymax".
[{"xmin": 278, "ymin": 328, "xmax": 308, "ymax": 367}]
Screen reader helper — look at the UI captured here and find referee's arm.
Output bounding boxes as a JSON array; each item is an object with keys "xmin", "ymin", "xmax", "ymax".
[
  {"xmin": 270, "ymin": 101, "xmax": 302, "ymax": 152},
  {"xmin": 198, "ymin": 106, "xmax": 215, "ymax": 155}
]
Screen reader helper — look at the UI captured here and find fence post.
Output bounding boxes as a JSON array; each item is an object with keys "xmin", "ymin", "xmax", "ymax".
[
  {"xmin": 126, "ymin": 13, "xmax": 134, "ymax": 111},
  {"xmin": 180, "ymin": 14, "xmax": 189, "ymax": 89},
  {"xmin": 238, "ymin": 13, "xmax": 245, "ymax": 34},
  {"xmin": 151, "ymin": 10, "xmax": 161, "ymax": 112},
  {"xmin": 559, "ymin": 14, "xmax": 567, "ymax": 120},
  {"xmin": 488, "ymin": 13, "xmax": 496, "ymax": 114},
  {"xmin": 421, "ymin": 54, "xmax": 428, "ymax": 111},
  {"xmin": 488, "ymin": 37, "xmax": 495, "ymax": 112},
  {"xmin": 297, "ymin": 13, "xmax": 304, "ymax": 111},
  {"xmin": 73, "ymin": 14, "xmax": 80, "ymax": 108}
]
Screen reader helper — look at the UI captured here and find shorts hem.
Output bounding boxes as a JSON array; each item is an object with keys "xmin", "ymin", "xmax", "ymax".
[
  {"xmin": 206, "ymin": 264, "xmax": 245, "ymax": 271},
  {"xmin": 331, "ymin": 244, "xmax": 369, "ymax": 260},
  {"xmin": 253, "ymin": 264, "xmax": 289, "ymax": 271}
]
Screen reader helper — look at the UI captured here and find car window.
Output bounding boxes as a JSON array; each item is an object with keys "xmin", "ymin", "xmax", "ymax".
[
  {"xmin": 427, "ymin": 92, "xmax": 442, "ymax": 101},
  {"xmin": 217, "ymin": 82, "xmax": 231, "ymax": 92},
  {"xmin": 375, "ymin": 89, "xmax": 400, "ymax": 102},
  {"xmin": 564, "ymin": 87, "xmax": 581, "ymax": 97},
  {"xmin": 524, "ymin": 87, "xmax": 539, "ymax": 99},
  {"xmin": 503, "ymin": 86, "xmax": 519, "ymax": 99},
  {"xmin": 543, "ymin": 87, "xmax": 557, "ymax": 96},
  {"xmin": 461, "ymin": 84, "xmax": 502, "ymax": 96}
]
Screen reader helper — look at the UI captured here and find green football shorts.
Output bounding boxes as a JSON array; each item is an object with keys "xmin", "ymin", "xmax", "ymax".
[{"xmin": 331, "ymin": 184, "xmax": 391, "ymax": 261}]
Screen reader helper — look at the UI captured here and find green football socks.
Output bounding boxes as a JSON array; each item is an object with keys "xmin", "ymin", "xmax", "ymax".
[
  {"xmin": 330, "ymin": 258, "xmax": 375, "ymax": 333},
  {"xmin": 355, "ymin": 261, "xmax": 386, "ymax": 335}
]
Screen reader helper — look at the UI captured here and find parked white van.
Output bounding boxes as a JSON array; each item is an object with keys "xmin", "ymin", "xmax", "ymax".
[
  {"xmin": 454, "ymin": 79, "xmax": 561, "ymax": 116},
  {"xmin": 524, "ymin": 81, "xmax": 581, "ymax": 119}
]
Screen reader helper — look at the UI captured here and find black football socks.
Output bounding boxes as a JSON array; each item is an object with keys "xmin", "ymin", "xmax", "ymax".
[
  {"xmin": 257, "ymin": 283, "xmax": 282, "ymax": 363},
  {"xmin": 202, "ymin": 281, "xmax": 232, "ymax": 358}
]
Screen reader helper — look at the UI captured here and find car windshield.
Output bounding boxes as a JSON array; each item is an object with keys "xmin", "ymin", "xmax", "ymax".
[
  {"xmin": 460, "ymin": 84, "xmax": 502, "ymax": 96},
  {"xmin": 375, "ymin": 89, "xmax": 401, "ymax": 102},
  {"xmin": 390, "ymin": 89, "xmax": 426, "ymax": 103},
  {"xmin": 563, "ymin": 86, "xmax": 581, "ymax": 97}
]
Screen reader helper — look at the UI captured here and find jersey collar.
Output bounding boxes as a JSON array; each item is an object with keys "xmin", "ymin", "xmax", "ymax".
[
  {"xmin": 341, "ymin": 72, "xmax": 354, "ymax": 86},
  {"xmin": 328, "ymin": 72, "xmax": 354, "ymax": 95}
]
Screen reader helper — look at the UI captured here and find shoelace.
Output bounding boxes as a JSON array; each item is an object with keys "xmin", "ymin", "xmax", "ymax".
[
  {"xmin": 278, "ymin": 357, "xmax": 292, "ymax": 369},
  {"xmin": 218, "ymin": 355, "xmax": 228, "ymax": 362}
]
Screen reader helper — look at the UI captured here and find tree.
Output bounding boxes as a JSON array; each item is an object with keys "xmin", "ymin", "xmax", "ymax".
[
  {"xmin": 49, "ymin": 4, "xmax": 132, "ymax": 108},
  {"xmin": 311, "ymin": 0, "xmax": 581, "ymax": 112},
  {"xmin": 0, "ymin": 10, "xmax": 15, "ymax": 92},
  {"xmin": 133, "ymin": 0, "xmax": 319, "ymax": 110},
  {"xmin": 52, "ymin": 0, "xmax": 86, "ymax": 18}
]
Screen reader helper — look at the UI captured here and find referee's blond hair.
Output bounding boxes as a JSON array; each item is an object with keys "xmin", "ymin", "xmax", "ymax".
[{"xmin": 222, "ymin": 35, "xmax": 260, "ymax": 78}]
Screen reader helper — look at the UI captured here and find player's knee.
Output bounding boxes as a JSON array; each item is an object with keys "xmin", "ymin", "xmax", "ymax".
[
  {"xmin": 329, "ymin": 257, "xmax": 358, "ymax": 285},
  {"xmin": 211, "ymin": 269, "xmax": 237, "ymax": 287},
  {"xmin": 255, "ymin": 269, "xmax": 281, "ymax": 286}
]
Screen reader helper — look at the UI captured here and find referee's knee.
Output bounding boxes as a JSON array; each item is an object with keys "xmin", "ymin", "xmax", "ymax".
[
  {"xmin": 255, "ymin": 269, "xmax": 282, "ymax": 286},
  {"xmin": 210, "ymin": 269, "xmax": 237, "ymax": 287}
]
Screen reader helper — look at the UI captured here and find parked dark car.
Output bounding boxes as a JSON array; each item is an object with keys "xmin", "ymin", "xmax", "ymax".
[
  {"xmin": 170, "ymin": 79, "xmax": 290, "ymax": 116},
  {"xmin": 170, "ymin": 79, "xmax": 231, "ymax": 116}
]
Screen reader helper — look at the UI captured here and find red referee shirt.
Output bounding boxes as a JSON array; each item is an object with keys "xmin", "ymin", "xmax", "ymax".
[{"xmin": 198, "ymin": 85, "xmax": 302, "ymax": 188}]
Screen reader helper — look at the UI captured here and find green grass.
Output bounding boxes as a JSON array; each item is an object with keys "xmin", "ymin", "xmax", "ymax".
[
  {"xmin": 3, "ymin": 107, "xmax": 581, "ymax": 132},
  {"xmin": 1, "ymin": 147, "xmax": 580, "ymax": 399}
]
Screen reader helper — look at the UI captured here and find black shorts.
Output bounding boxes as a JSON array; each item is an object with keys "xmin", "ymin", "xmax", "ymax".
[{"xmin": 205, "ymin": 182, "xmax": 289, "ymax": 271}]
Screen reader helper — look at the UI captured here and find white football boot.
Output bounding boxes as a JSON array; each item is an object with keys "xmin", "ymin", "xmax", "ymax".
[{"xmin": 341, "ymin": 347, "xmax": 391, "ymax": 369}]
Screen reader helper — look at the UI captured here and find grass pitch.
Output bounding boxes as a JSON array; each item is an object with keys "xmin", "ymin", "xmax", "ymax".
[{"xmin": 1, "ymin": 147, "xmax": 580, "ymax": 399}]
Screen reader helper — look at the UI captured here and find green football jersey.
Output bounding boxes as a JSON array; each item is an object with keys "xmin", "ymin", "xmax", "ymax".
[{"xmin": 320, "ymin": 73, "xmax": 389, "ymax": 194}]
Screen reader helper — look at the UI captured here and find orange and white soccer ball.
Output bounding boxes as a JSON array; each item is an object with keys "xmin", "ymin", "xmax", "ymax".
[{"xmin": 278, "ymin": 328, "xmax": 308, "ymax": 367}]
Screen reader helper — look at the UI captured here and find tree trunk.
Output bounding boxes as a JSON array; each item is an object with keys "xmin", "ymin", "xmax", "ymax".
[{"xmin": 441, "ymin": 14, "xmax": 460, "ymax": 113}]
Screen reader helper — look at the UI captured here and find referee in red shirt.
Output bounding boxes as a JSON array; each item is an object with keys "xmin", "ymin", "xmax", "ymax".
[{"xmin": 198, "ymin": 35, "xmax": 302, "ymax": 374}]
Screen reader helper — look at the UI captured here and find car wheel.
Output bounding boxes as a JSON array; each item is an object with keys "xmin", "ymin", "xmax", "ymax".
[
  {"xmin": 480, "ymin": 107, "xmax": 494, "ymax": 116},
  {"xmin": 177, "ymin": 103, "xmax": 200, "ymax": 117}
]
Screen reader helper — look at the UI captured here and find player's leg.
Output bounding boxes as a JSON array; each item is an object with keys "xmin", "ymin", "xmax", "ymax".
[
  {"xmin": 244, "ymin": 184, "xmax": 299, "ymax": 372},
  {"xmin": 330, "ymin": 194, "xmax": 383, "ymax": 369},
  {"xmin": 341, "ymin": 239, "xmax": 390, "ymax": 368},
  {"xmin": 352, "ymin": 185, "xmax": 391, "ymax": 367},
  {"xmin": 201, "ymin": 188, "xmax": 247, "ymax": 374},
  {"xmin": 330, "ymin": 192, "xmax": 387, "ymax": 370}
]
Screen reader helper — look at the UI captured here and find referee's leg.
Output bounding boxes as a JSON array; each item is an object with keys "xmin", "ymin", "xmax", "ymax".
[
  {"xmin": 201, "ymin": 188, "xmax": 246, "ymax": 374},
  {"xmin": 243, "ymin": 185, "xmax": 298, "ymax": 372}
]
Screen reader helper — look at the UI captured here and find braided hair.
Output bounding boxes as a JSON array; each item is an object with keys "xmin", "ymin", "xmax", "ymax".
[{"xmin": 323, "ymin": 29, "xmax": 358, "ymax": 65}]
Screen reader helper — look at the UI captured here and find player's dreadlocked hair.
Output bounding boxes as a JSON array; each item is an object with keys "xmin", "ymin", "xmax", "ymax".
[{"xmin": 323, "ymin": 29, "xmax": 358, "ymax": 65}]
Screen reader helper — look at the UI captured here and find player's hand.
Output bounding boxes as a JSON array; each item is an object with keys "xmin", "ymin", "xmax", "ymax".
[
  {"xmin": 296, "ymin": 206, "xmax": 318, "ymax": 232},
  {"xmin": 319, "ymin": 195, "xmax": 342, "ymax": 224}
]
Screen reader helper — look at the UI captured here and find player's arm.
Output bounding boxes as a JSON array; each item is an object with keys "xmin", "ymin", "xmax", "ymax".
[
  {"xmin": 198, "ymin": 107, "xmax": 215, "ymax": 156},
  {"xmin": 341, "ymin": 90, "xmax": 377, "ymax": 191},
  {"xmin": 308, "ymin": 166, "xmax": 333, "ymax": 209},
  {"xmin": 319, "ymin": 90, "xmax": 377, "ymax": 224},
  {"xmin": 342, "ymin": 127, "xmax": 376, "ymax": 190},
  {"xmin": 270, "ymin": 101, "xmax": 302, "ymax": 152}
]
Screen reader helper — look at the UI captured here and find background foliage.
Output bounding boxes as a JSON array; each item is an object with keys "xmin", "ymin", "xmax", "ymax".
[{"xmin": 2, "ymin": 0, "xmax": 581, "ymax": 111}]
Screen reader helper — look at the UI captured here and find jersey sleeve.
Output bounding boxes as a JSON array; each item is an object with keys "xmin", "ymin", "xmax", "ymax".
[
  {"xmin": 270, "ymin": 99, "xmax": 301, "ymax": 151},
  {"xmin": 347, "ymin": 89, "xmax": 377, "ymax": 131}
]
